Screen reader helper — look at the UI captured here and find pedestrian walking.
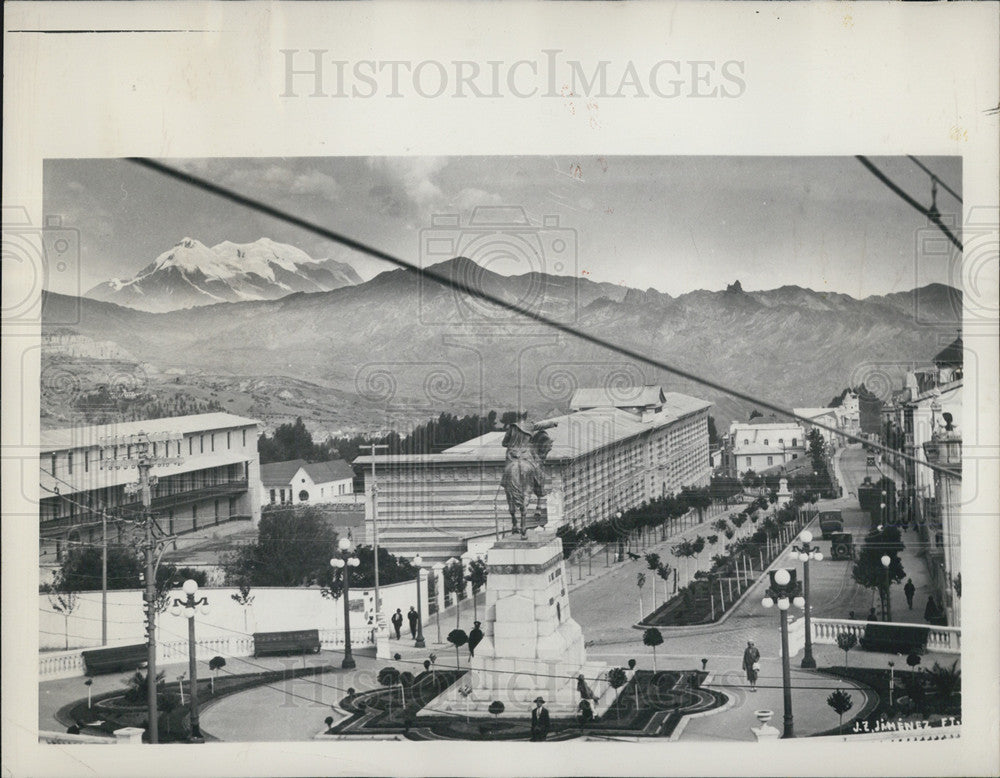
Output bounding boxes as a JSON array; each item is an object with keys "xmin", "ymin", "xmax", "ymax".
[
  {"xmin": 530, "ymin": 697, "xmax": 550, "ymax": 741},
  {"xmin": 924, "ymin": 595, "xmax": 942, "ymax": 625},
  {"xmin": 407, "ymin": 606, "xmax": 419, "ymax": 639},
  {"xmin": 904, "ymin": 579, "xmax": 916, "ymax": 610},
  {"xmin": 391, "ymin": 608, "xmax": 403, "ymax": 639},
  {"xmin": 468, "ymin": 621, "xmax": 483, "ymax": 657},
  {"xmin": 742, "ymin": 640, "xmax": 760, "ymax": 692}
]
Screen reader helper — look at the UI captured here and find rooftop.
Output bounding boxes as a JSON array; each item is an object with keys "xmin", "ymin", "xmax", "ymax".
[
  {"xmin": 570, "ymin": 384, "xmax": 666, "ymax": 411},
  {"xmin": 260, "ymin": 459, "xmax": 309, "ymax": 486},
  {"xmin": 355, "ymin": 391, "xmax": 711, "ymax": 466},
  {"xmin": 40, "ymin": 412, "xmax": 261, "ymax": 453},
  {"xmin": 301, "ymin": 460, "xmax": 355, "ymax": 483}
]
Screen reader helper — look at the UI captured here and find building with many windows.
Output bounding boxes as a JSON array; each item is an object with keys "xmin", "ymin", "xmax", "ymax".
[
  {"xmin": 354, "ymin": 386, "xmax": 712, "ymax": 563},
  {"xmin": 39, "ymin": 413, "xmax": 261, "ymax": 561},
  {"xmin": 720, "ymin": 416, "xmax": 806, "ymax": 477}
]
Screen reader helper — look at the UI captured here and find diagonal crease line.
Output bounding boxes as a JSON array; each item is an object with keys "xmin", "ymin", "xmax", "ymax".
[{"xmin": 127, "ymin": 157, "xmax": 960, "ymax": 481}]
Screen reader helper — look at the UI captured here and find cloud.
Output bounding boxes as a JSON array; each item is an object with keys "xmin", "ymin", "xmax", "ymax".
[
  {"xmin": 451, "ymin": 187, "xmax": 504, "ymax": 212},
  {"xmin": 366, "ymin": 157, "xmax": 447, "ymax": 209}
]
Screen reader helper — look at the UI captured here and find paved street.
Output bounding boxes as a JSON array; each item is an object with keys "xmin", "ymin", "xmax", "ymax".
[{"xmin": 40, "ymin": 446, "xmax": 955, "ymax": 742}]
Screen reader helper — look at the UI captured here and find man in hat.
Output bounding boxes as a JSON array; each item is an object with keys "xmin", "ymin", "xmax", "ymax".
[
  {"xmin": 530, "ymin": 696, "xmax": 550, "ymax": 741},
  {"xmin": 407, "ymin": 606, "xmax": 419, "ymax": 639},
  {"xmin": 468, "ymin": 621, "xmax": 484, "ymax": 658},
  {"xmin": 391, "ymin": 608, "xmax": 404, "ymax": 639}
]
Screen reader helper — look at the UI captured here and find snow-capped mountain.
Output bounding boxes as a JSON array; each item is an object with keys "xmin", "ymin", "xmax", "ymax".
[{"xmin": 85, "ymin": 237, "xmax": 362, "ymax": 312}]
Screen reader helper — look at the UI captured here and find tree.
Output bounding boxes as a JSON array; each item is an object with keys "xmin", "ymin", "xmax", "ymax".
[
  {"xmin": 707, "ymin": 415, "xmax": 719, "ymax": 446},
  {"xmin": 46, "ymin": 569, "xmax": 80, "ymax": 650},
  {"xmin": 443, "ymin": 560, "xmax": 466, "ymax": 626},
  {"xmin": 377, "ymin": 667, "xmax": 401, "ymax": 717},
  {"xmin": 749, "ymin": 409, "xmax": 763, "ymax": 420},
  {"xmin": 827, "ymin": 689, "xmax": 854, "ymax": 732},
  {"xmin": 53, "ymin": 546, "xmax": 143, "ymax": 592},
  {"xmin": 230, "ymin": 584, "xmax": 255, "ymax": 634},
  {"xmin": 671, "ymin": 540, "xmax": 699, "ymax": 586},
  {"xmin": 208, "ymin": 656, "xmax": 226, "ymax": 694},
  {"xmin": 447, "ymin": 629, "xmax": 468, "ymax": 671},
  {"xmin": 606, "ymin": 667, "xmax": 628, "ymax": 720},
  {"xmin": 806, "ymin": 429, "xmax": 826, "ymax": 473},
  {"xmin": 225, "ymin": 505, "xmax": 338, "ymax": 586},
  {"xmin": 836, "ymin": 631, "xmax": 857, "ymax": 667},
  {"xmin": 636, "ymin": 573, "xmax": 646, "ymax": 622},
  {"xmin": 926, "ymin": 660, "xmax": 961, "ymax": 702},
  {"xmin": 851, "ymin": 525, "xmax": 906, "ymax": 620},
  {"xmin": 488, "ymin": 700, "xmax": 505, "ymax": 733},
  {"xmin": 643, "ymin": 628, "xmax": 664, "ymax": 672},
  {"xmin": 466, "ymin": 558, "xmax": 488, "ymax": 621},
  {"xmin": 257, "ymin": 417, "xmax": 316, "ymax": 464}
]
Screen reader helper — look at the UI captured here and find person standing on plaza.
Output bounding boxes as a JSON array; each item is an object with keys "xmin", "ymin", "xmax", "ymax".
[
  {"xmin": 467, "ymin": 621, "xmax": 484, "ymax": 657},
  {"xmin": 407, "ymin": 606, "xmax": 419, "ymax": 639},
  {"xmin": 742, "ymin": 640, "xmax": 760, "ymax": 692},
  {"xmin": 924, "ymin": 595, "xmax": 941, "ymax": 625},
  {"xmin": 391, "ymin": 608, "xmax": 404, "ymax": 639},
  {"xmin": 530, "ymin": 697, "xmax": 550, "ymax": 741},
  {"xmin": 904, "ymin": 579, "xmax": 916, "ymax": 610}
]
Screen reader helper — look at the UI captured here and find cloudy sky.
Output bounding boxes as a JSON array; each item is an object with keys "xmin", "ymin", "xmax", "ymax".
[{"xmin": 44, "ymin": 155, "xmax": 961, "ymax": 298}]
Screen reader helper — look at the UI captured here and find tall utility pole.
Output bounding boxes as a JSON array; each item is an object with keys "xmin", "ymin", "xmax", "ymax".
[
  {"xmin": 101, "ymin": 430, "xmax": 183, "ymax": 745},
  {"xmin": 101, "ymin": 510, "xmax": 108, "ymax": 645},
  {"xmin": 369, "ymin": 443, "xmax": 389, "ymax": 623}
]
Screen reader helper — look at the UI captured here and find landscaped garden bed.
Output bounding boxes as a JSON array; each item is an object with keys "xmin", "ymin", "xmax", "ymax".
[{"xmin": 324, "ymin": 670, "xmax": 727, "ymax": 740}]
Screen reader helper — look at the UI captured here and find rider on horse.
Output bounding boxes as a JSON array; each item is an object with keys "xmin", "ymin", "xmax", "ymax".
[{"xmin": 499, "ymin": 418, "xmax": 557, "ymax": 537}]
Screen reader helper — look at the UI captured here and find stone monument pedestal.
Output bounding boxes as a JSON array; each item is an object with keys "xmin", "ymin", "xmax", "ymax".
[{"xmin": 423, "ymin": 531, "xmax": 620, "ymax": 718}]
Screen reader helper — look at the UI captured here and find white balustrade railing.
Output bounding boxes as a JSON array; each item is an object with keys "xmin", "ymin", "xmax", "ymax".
[
  {"xmin": 39, "ymin": 649, "xmax": 87, "ymax": 680},
  {"xmin": 811, "ymin": 618, "xmax": 960, "ymax": 654},
  {"xmin": 41, "ymin": 630, "xmax": 375, "ymax": 680}
]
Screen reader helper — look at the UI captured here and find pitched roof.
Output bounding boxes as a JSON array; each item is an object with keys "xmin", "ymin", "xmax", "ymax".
[
  {"xmin": 260, "ymin": 459, "xmax": 308, "ymax": 486},
  {"xmin": 301, "ymin": 460, "xmax": 355, "ymax": 483},
  {"xmin": 570, "ymin": 384, "xmax": 667, "ymax": 411},
  {"xmin": 40, "ymin": 412, "xmax": 260, "ymax": 452},
  {"xmin": 356, "ymin": 391, "xmax": 711, "ymax": 465}
]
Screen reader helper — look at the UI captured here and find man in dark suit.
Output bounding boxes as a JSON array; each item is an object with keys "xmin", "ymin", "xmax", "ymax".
[
  {"xmin": 391, "ymin": 609, "xmax": 403, "ymax": 639},
  {"xmin": 407, "ymin": 606, "xmax": 419, "ymax": 639},
  {"xmin": 530, "ymin": 696, "xmax": 550, "ymax": 741}
]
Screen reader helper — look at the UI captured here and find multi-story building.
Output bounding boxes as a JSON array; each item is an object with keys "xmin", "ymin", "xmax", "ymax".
[
  {"xmin": 721, "ymin": 416, "xmax": 806, "ymax": 477},
  {"xmin": 39, "ymin": 413, "xmax": 261, "ymax": 561},
  {"xmin": 354, "ymin": 385, "xmax": 712, "ymax": 564}
]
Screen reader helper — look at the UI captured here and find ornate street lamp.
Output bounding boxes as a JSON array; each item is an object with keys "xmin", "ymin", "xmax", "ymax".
[
  {"xmin": 790, "ymin": 530, "xmax": 823, "ymax": 669},
  {"xmin": 881, "ymin": 554, "xmax": 892, "ymax": 622},
  {"xmin": 761, "ymin": 568, "xmax": 804, "ymax": 738},
  {"xmin": 413, "ymin": 554, "xmax": 426, "ymax": 649},
  {"xmin": 330, "ymin": 538, "xmax": 361, "ymax": 669},
  {"xmin": 169, "ymin": 579, "xmax": 210, "ymax": 741}
]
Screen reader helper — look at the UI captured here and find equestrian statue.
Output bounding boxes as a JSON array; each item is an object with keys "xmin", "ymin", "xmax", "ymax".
[{"xmin": 498, "ymin": 418, "xmax": 557, "ymax": 538}]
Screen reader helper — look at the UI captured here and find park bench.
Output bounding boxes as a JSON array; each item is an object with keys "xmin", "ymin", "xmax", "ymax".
[
  {"xmin": 81, "ymin": 643, "xmax": 148, "ymax": 675},
  {"xmin": 859, "ymin": 623, "xmax": 929, "ymax": 654},
  {"xmin": 253, "ymin": 629, "xmax": 322, "ymax": 657}
]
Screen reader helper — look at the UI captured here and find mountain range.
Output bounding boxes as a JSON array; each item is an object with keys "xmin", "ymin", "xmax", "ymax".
[
  {"xmin": 85, "ymin": 237, "xmax": 362, "ymax": 312},
  {"xmin": 44, "ymin": 258, "xmax": 962, "ymax": 430}
]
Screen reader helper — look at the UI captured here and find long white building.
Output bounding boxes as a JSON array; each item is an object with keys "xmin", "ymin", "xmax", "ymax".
[
  {"xmin": 354, "ymin": 386, "xmax": 712, "ymax": 563},
  {"xmin": 39, "ymin": 413, "xmax": 261, "ymax": 561}
]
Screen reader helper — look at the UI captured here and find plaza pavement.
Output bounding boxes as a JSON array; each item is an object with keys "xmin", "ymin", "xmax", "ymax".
[{"xmin": 40, "ymin": 446, "xmax": 955, "ymax": 742}]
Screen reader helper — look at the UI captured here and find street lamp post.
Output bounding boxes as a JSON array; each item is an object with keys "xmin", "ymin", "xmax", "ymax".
[
  {"xmin": 413, "ymin": 554, "xmax": 426, "ymax": 649},
  {"xmin": 761, "ymin": 568, "xmax": 805, "ymax": 739},
  {"xmin": 881, "ymin": 554, "xmax": 892, "ymax": 622},
  {"xmin": 331, "ymin": 538, "xmax": 361, "ymax": 669},
  {"xmin": 169, "ymin": 579, "xmax": 210, "ymax": 741},
  {"xmin": 791, "ymin": 530, "xmax": 824, "ymax": 669}
]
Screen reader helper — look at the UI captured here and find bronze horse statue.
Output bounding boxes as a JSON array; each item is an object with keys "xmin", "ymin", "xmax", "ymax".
[{"xmin": 499, "ymin": 419, "xmax": 557, "ymax": 537}]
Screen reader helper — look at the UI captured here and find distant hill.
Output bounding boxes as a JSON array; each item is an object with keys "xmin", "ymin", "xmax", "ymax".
[
  {"xmin": 85, "ymin": 237, "xmax": 362, "ymax": 312},
  {"xmin": 44, "ymin": 259, "xmax": 962, "ymax": 430}
]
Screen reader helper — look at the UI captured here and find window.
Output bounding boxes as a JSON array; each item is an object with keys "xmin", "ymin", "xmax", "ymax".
[
  {"xmin": 50, "ymin": 453, "xmax": 57, "ymax": 474},
  {"xmin": 211, "ymin": 434, "xmax": 215, "ymax": 452},
  {"xmin": 152, "ymin": 443, "xmax": 157, "ymax": 458},
  {"xmin": 227, "ymin": 431, "xmax": 231, "ymax": 449},
  {"xmin": 270, "ymin": 489, "xmax": 276, "ymax": 504},
  {"xmin": 200, "ymin": 435, "xmax": 204, "ymax": 453},
  {"xmin": 767, "ymin": 456, "xmax": 774, "ymax": 466},
  {"xmin": 746, "ymin": 457, "xmax": 752, "ymax": 467},
  {"xmin": 189, "ymin": 437, "xmax": 194, "ymax": 456},
  {"xmin": 67, "ymin": 453, "xmax": 73, "ymax": 475},
  {"xmin": 743, "ymin": 439, "xmax": 749, "ymax": 445},
  {"xmin": 792, "ymin": 438, "xmax": 797, "ymax": 447},
  {"xmin": 299, "ymin": 490, "xmax": 310, "ymax": 501},
  {"xmin": 242, "ymin": 429, "xmax": 247, "ymax": 447},
  {"xmin": 763, "ymin": 439, "xmax": 769, "ymax": 446},
  {"xmin": 84, "ymin": 451, "xmax": 89, "ymax": 473},
  {"xmin": 778, "ymin": 438, "xmax": 784, "ymax": 445}
]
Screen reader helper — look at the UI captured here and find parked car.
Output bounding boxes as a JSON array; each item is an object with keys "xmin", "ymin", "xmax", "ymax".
[{"xmin": 818, "ymin": 510, "xmax": 844, "ymax": 539}]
